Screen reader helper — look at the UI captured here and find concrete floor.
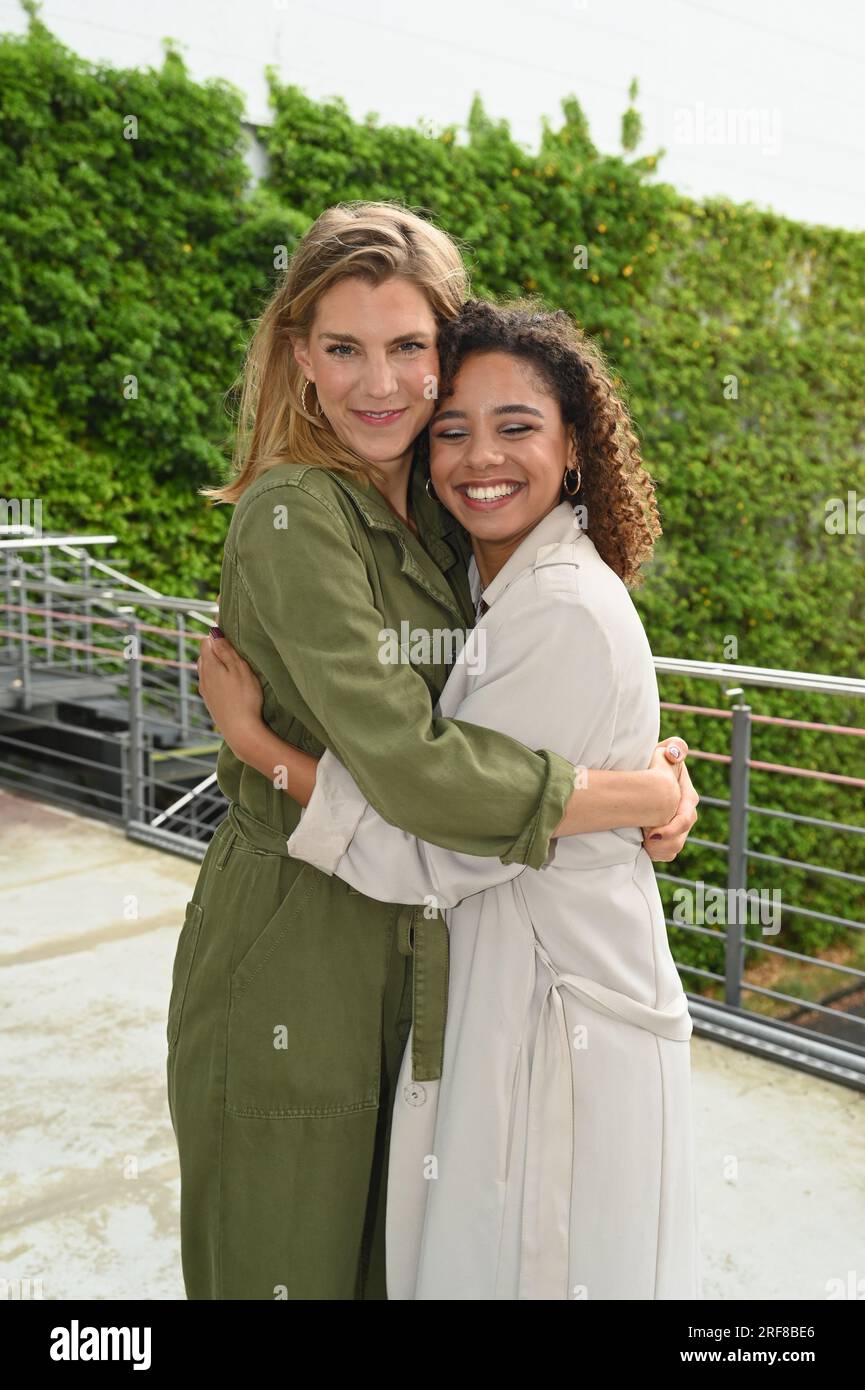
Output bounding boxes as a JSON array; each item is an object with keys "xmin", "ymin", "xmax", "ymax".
[{"xmin": 1, "ymin": 789, "xmax": 863, "ymax": 1301}]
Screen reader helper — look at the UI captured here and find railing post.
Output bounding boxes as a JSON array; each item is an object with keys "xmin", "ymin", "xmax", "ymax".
[
  {"xmin": 126, "ymin": 617, "xmax": 144, "ymax": 825},
  {"xmin": 178, "ymin": 613, "xmax": 190, "ymax": 743},
  {"xmin": 2, "ymin": 549, "xmax": 9, "ymax": 659},
  {"xmin": 17, "ymin": 558, "xmax": 32, "ymax": 710},
  {"xmin": 726, "ymin": 699, "xmax": 752, "ymax": 1008},
  {"xmin": 43, "ymin": 544, "xmax": 53, "ymax": 663},
  {"xmin": 82, "ymin": 554, "xmax": 93, "ymax": 673}
]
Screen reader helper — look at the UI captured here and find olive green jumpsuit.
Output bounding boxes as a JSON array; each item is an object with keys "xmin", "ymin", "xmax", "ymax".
[{"xmin": 166, "ymin": 453, "xmax": 576, "ymax": 1299}]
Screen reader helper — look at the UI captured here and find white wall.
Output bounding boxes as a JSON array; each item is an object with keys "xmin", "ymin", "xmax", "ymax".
[{"xmin": 2, "ymin": 0, "xmax": 863, "ymax": 230}]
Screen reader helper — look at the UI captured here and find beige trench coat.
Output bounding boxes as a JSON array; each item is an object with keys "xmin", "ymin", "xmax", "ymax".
[{"xmin": 287, "ymin": 501, "xmax": 702, "ymax": 1300}]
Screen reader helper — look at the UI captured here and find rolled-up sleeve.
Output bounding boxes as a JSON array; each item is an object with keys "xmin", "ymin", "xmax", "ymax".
[
  {"xmin": 231, "ymin": 480, "xmax": 575, "ymax": 869},
  {"xmin": 287, "ymin": 748, "xmax": 527, "ymax": 903},
  {"xmin": 288, "ymin": 575, "xmax": 621, "ymax": 900}
]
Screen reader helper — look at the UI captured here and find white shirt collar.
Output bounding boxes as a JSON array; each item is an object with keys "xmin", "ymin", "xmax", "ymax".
[{"xmin": 468, "ymin": 502, "xmax": 585, "ymax": 615}]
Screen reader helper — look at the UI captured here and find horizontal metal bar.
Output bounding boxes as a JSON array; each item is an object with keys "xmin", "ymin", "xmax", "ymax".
[
  {"xmin": 0, "ymin": 629, "xmax": 201, "ymax": 671},
  {"xmin": 57, "ymin": 546, "xmax": 210, "ymax": 612},
  {"xmin": 0, "ymin": 732, "xmax": 123, "ymax": 777},
  {"xmin": 744, "ymin": 848, "xmax": 865, "ymax": 885},
  {"xmin": 147, "ymin": 772, "xmax": 220, "ymax": 797},
  {"xmin": 0, "ymin": 534, "xmax": 118, "ymax": 550},
  {"xmin": 0, "ymin": 763, "xmax": 123, "ymax": 808},
  {"xmin": 0, "ymin": 782, "xmax": 125, "ymax": 827},
  {"xmin": 747, "ymin": 803, "xmax": 865, "ymax": 835},
  {"xmin": 0, "ymin": 629, "xmax": 120, "ymax": 658},
  {"xmin": 1, "ymin": 602, "xmax": 134, "ymax": 630},
  {"xmin": 659, "ymin": 877, "xmax": 865, "ymax": 934},
  {"xmin": 747, "ymin": 760, "xmax": 865, "ymax": 789},
  {"xmin": 676, "ymin": 836, "xmax": 729, "ymax": 853},
  {"xmin": 655, "ymin": 656, "xmax": 865, "ymax": 698},
  {"xmin": 687, "ymin": 998, "xmax": 865, "ymax": 1090},
  {"xmin": 739, "ymin": 979, "xmax": 865, "ymax": 1026},
  {"xmin": 126, "ymin": 819, "xmax": 220, "ymax": 862},
  {"xmin": 151, "ymin": 742, "xmax": 222, "ymax": 761},
  {"xmin": 661, "ymin": 697, "xmax": 865, "ymax": 737},
  {"xmin": 742, "ymin": 937, "xmax": 865, "ymax": 976},
  {"xmin": 7, "ymin": 575, "xmax": 216, "ymax": 618},
  {"xmin": 0, "ymin": 711, "xmax": 127, "ymax": 742},
  {"xmin": 754, "ymin": 901, "xmax": 865, "ymax": 932},
  {"xmin": 675, "ymin": 963, "xmax": 726, "ymax": 982},
  {"xmin": 663, "ymin": 918, "xmax": 727, "ymax": 941},
  {"xmin": 594, "ymin": 810, "xmax": 857, "ymax": 852},
  {"xmin": 7, "ymin": 603, "xmax": 864, "ymax": 694}
]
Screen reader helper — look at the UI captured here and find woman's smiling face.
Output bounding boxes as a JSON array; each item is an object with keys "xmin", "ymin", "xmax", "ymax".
[
  {"xmin": 429, "ymin": 350, "xmax": 577, "ymax": 545},
  {"xmin": 293, "ymin": 276, "xmax": 440, "ymax": 472}
]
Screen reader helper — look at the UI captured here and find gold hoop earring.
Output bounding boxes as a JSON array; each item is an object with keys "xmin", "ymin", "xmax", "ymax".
[
  {"xmin": 563, "ymin": 466, "xmax": 581, "ymax": 495},
  {"xmin": 300, "ymin": 379, "xmax": 323, "ymax": 416},
  {"xmin": 425, "ymin": 477, "xmax": 438, "ymax": 501}
]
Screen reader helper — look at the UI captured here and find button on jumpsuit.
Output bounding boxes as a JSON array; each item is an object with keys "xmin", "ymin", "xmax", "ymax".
[{"xmin": 166, "ymin": 455, "xmax": 576, "ymax": 1299}]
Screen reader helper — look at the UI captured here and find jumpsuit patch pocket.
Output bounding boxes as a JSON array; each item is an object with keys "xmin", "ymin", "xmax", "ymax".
[
  {"xmin": 229, "ymin": 863, "xmax": 315, "ymax": 993},
  {"xmin": 167, "ymin": 900, "xmax": 204, "ymax": 1053},
  {"xmin": 225, "ymin": 868, "xmax": 385, "ymax": 1118}
]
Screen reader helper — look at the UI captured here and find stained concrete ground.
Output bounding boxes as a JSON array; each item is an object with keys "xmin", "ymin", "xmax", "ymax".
[{"xmin": 1, "ymin": 789, "xmax": 863, "ymax": 1302}]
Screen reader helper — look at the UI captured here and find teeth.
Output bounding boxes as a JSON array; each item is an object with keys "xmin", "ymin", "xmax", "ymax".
[{"xmin": 464, "ymin": 483, "xmax": 521, "ymax": 500}]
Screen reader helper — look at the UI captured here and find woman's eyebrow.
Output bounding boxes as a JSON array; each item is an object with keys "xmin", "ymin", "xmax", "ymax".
[
  {"xmin": 431, "ymin": 403, "xmax": 545, "ymax": 424},
  {"xmin": 317, "ymin": 330, "xmax": 431, "ymax": 345}
]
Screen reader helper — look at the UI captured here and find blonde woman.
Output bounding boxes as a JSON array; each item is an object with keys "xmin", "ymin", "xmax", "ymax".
[{"xmin": 173, "ymin": 203, "xmax": 697, "ymax": 1301}]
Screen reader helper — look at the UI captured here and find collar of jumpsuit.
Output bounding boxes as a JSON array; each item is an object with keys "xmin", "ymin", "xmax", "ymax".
[{"xmin": 327, "ymin": 445, "xmax": 478, "ymax": 631}]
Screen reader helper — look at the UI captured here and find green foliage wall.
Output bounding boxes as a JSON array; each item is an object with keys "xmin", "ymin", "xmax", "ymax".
[{"xmin": 2, "ymin": 9, "xmax": 864, "ymax": 1006}]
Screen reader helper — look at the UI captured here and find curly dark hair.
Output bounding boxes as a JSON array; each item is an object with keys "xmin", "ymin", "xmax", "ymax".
[{"xmin": 435, "ymin": 298, "xmax": 662, "ymax": 588}]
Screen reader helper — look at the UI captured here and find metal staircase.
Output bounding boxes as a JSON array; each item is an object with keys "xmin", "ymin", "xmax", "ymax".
[{"xmin": 0, "ymin": 525, "xmax": 225, "ymax": 850}]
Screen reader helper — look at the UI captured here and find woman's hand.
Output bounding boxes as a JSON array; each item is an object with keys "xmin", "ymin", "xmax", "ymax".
[
  {"xmin": 643, "ymin": 739, "xmax": 699, "ymax": 862},
  {"xmin": 196, "ymin": 631, "xmax": 265, "ymax": 751}
]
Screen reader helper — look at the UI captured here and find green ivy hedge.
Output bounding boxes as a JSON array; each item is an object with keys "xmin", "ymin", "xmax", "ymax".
[{"xmin": 2, "ymin": 7, "xmax": 864, "ymax": 1010}]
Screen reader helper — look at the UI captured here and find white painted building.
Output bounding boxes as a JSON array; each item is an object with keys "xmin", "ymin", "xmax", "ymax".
[{"xmin": 1, "ymin": 0, "xmax": 863, "ymax": 230}]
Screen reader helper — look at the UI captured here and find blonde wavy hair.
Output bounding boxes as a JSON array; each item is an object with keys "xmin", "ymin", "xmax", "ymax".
[{"xmin": 202, "ymin": 201, "xmax": 470, "ymax": 503}]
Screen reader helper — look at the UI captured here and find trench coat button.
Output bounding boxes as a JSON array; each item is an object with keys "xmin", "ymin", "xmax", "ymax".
[{"xmin": 403, "ymin": 1082, "xmax": 427, "ymax": 1106}]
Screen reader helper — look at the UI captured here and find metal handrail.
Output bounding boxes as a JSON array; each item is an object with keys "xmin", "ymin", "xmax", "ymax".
[
  {"xmin": 2, "ymin": 542, "xmax": 864, "ymax": 1087},
  {"xmin": 655, "ymin": 655, "xmax": 865, "ymax": 698},
  {"xmin": 0, "ymin": 532, "xmax": 118, "ymax": 549}
]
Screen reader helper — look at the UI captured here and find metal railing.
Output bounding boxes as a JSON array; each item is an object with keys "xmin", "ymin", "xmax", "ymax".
[
  {"xmin": 650, "ymin": 657, "xmax": 865, "ymax": 1088},
  {"xmin": 2, "ymin": 531, "xmax": 864, "ymax": 1086},
  {"xmin": 0, "ymin": 531, "xmax": 222, "ymax": 850}
]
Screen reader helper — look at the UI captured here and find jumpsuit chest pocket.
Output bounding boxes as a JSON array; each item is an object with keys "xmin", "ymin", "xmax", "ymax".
[{"xmin": 167, "ymin": 900, "xmax": 204, "ymax": 1053}]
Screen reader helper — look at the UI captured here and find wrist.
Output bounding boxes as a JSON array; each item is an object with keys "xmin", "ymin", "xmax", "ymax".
[
  {"xmin": 226, "ymin": 719, "xmax": 269, "ymax": 768},
  {"xmin": 650, "ymin": 767, "xmax": 680, "ymax": 823}
]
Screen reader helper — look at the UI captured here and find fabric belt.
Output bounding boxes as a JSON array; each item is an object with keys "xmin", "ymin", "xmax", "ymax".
[
  {"xmin": 227, "ymin": 800, "xmax": 297, "ymax": 855},
  {"xmin": 396, "ymin": 905, "xmax": 449, "ymax": 1083},
  {"xmin": 224, "ymin": 802, "xmax": 450, "ymax": 1083}
]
